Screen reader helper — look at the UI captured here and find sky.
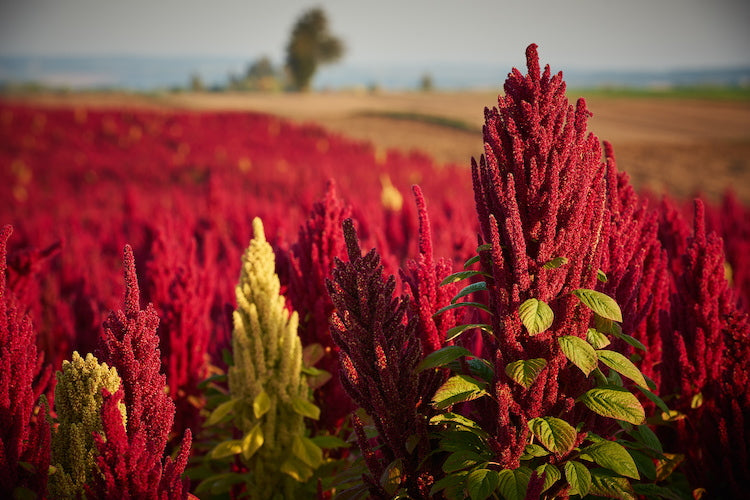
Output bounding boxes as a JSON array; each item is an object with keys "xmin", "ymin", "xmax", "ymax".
[{"xmin": 0, "ymin": 0, "xmax": 749, "ymax": 72}]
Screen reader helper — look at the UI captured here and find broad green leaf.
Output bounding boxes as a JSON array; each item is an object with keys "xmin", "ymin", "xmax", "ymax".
[
  {"xmin": 430, "ymin": 412, "xmax": 487, "ymax": 436},
  {"xmin": 253, "ymin": 390, "xmax": 271, "ymax": 419},
  {"xmin": 430, "ymin": 471, "xmax": 468, "ymax": 498},
  {"xmin": 465, "ymin": 357, "xmax": 495, "ymax": 383},
  {"xmin": 589, "ymin": 469, "xmax": 635, "ymax": 500},
  {"xmin": 613, "ymin": 331, "xmax": 647, "ymax": 351},
  {"xmin": 433, "ymin": 301, "xmax": 492, "ymax": 318},
  {"xmin": 527, "ymin": 416, "xmax": 577, "ymax": 454},
  {"xmin": 631, "ymin": 425, "xmax": 663, "ymax": 453},
  {"xmin": 241, "ymin": 423, "xmax": 264, "ymax": 460},
  {"xmin": 380, "ymin": 458, "xmax": 403, "ymax": 495},
  {"xmin": 535, "ymin": 463, "xmax": 561, "ymax": 493},
  {"xmin": 655, "ymin": 453, "xmax": 684, "ymax": 482},
  {"xmin": 597, "ymin": 269, "xmax": 609, "ymax": 283},
  {"xmin": 442, "ymin": 450, "xmax": 485, "ymax": 473},
  {"xmin": 633, "ymin": 483, "xmax": 685, "ymax": 500},
  {"xmin": 596, "ymin": 350, "xmax": 648, "ymax": 388},
  {"xmin": 635, "ymin": 385, "xmax": 670, "ymax": 414},
  {"xmin": 558, "ymin": 335, "xmax": 599, "ymax": 376},
  {"xmin": 518, "ymin": 298, "xmax": 554, "ymax": 335},
  {"xmin": 542, "ymin": 256, "xmax": 568, "ymax": 269},
  {"xmin": 416, "ymin": 345, "xmax": 472, "ymax": 372},
  {"xmin": 586, "ymin": 328, "xmax": 611, "ymax": 349},
  {"xmin": 209, "ymin": 439, "xmax": 243, "ymax": 460},
  {"xmin": 432, "ymin": 375, "xmax": 488, "ymax": 410},
  {"xmin": 580, "ymin": 441, "xmax": 639, "ymax": 479},
  {"xmin": 564, "ymin": 460, "xmax": 591, "ymax": 497},
  {"xmin": 292, "ymin": 435, "xmax": 323, "ymax": 468},
  {"xmin": 446, "ymin": 323, "xmax": 493, "ymax": 342},
  {"xmin": 439, "ymin": 430, "xmax": 486, "ymax": 454},
  {"xmin": 441, "ymin": 270, "xmax": 484, "ymax": 286},
  {"xmin": 467, "ymin": 469, "xmax": 500, "ymax": 500},
  {"xmin": 280, "ymin": 455, "xmax": 313, "ymax": 482},
  {"xmin": 628, "ymin": 449, "xmax": 656, "ymax": 480},
  {"xmin": 452, "ymin": 281, "xmax": 488, "ymax": 303},
  {"xmin": 594, "ymin": 315, "xmax": 622, "ymax": 335},
  {"xmin": 579, "ymin": 386, "xmax": 646, "ymax": 425},
  {"xmin": 572, "ymin": 289, "xmax": 622, "ymax": 322},
  {"xmin": 205, "ymin": 398, "xmax": 236, "ymax": 426},
  {"xmin": 291, "ymin": 397, "xmax": 320, "ymax": 420},
  {"xmin": 520, "ymin": 443, "xmax": 550, "ymax": 459},
  {"xmin": 497, "ymin": 467, "xmax": 532, "ymax": 500},
  {"xmin": 505, "ymin": 358, "xmax": 547, "ymax": 389},
  {"xmin": 310, "ymin": 435, "xmax": 350, "ymax": 449}
]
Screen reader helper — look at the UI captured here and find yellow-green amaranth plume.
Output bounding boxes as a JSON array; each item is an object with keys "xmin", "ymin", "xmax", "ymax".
[
  {"xmin": 227, "ymin": 217, "xmax": 321, "ymax": 496},
  {"xmin": 49, "ymin": 351, "xmax": 124, "ymax": 498}
]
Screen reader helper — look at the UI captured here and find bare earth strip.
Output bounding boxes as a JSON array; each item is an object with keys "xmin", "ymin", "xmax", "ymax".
[{"xmin": 4, "ymin": 90, "xmax": 749, "ymax": 203}]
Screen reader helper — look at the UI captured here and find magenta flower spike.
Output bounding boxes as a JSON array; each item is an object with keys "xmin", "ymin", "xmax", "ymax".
[{"xmin": 92, "ymin": 244, "xmax": 191, "ymax": 498}]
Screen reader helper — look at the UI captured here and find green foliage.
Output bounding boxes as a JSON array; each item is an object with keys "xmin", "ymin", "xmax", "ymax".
[
  {"xmin": 518, "ymin": 297, "xmax": 554, "ymax": 335},
  {"xmin": 285, "ymin": 7, "xmax": 345, "ymax": 91},
  {"xmin": 49, "ymin": 351, "xmax": 124, "ymax": 499},
  {"xmin": 504, "ymin": 358, "xmax": 547, "ymax": 389}
]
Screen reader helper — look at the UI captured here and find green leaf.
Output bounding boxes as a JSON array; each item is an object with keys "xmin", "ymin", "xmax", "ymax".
[
  {"xmin": 497, "ymin": 467, "xmax": 532, "ymax": 500},
  {"xmin": 291, "ymin": 397, "xmax": 320, "ymax": 420},
  {"xmin": 195, "ymin": 473, "xmax": 247, "ymax": 496},
  {"xmin": 505, "ymin": 358, "xmax": 547, "ymax": 389},
  {"xmin": 527, "ymin": 416, "xmax": 577, "ymax": 454},
  {"xmin": 589, "ymin": 469, "xmax": 635, "ymax": 500},
  {"xmin": 631, "ymin": 425, "xmax": 663, "ymax": 454},
  {"xmin": 445, "ymin": 323, "xmax": 493, "ymax": 342},
  {"xmin": 209, "ymin": 439, "xmax": 243, "ymax": 460},
  {"xmin": 586, "ymin": 328, "xmax": 611, "ymax": 349},
  {"xmin": 416, "ymin": 345, "xmax": 472, "ymax": 372},
  {"xmin": 452, "ymin": 281, "xmax": 488, "ymax": 303},
  {"xmin": 542, "ymin": 256, "xmax": 569, "ymax": 269},
  {"xmin": 241, "ymin": 423, "xmax": 264, "ymax": 460},
  {"xmin": 205, "ymin": 398, "xmax": 236, "ymax": 426},
  {"xmin": 564, "ymin": 460, "xmax": 591, "ymax": 497},
  {"xmin": 253, "ymin": 390, "xmax": 271, "ymax": 419},
  {"xmin": 464, "ymin": 254, "xmax": 481, "ymax": 268},
  {"xmin": 632, "ymin": 483, "xmax": 685, "ymax": 500},
  {"xmin": 597, "ymin": 269, "xmax": 609, "ymax": 283},
  {"xmin": 572, "ymin": 289, "xmax": 623, "ymax": 322},
  {"xmin": 292, "ymin": 435, "xmax": 323, "ymax": 468},
  {"xmin": 558, "ymin": 335, "xmax": 599, "ymax": 376},
  {"xmin": 465, "ymin": 357, "xmax": 495, "ymax": 383},
  {"xmin": 432, "ymin": 375, "xmax": 488, "ymax": 410},
  {"xmin": 535, "ymin": 463, "xmax": 561, "ymax": 493},
  {"xmin": 635, "ymin": 385, "xmax": 671, "ymax": 415},
  {"xmin": 430, "ymin": 412, "xmax": 487, "ymax": 436},
  {"xmin": 580, "ymin": 441, "xmax": 640, "ymax": 479},
  {"xmin": 380, "ymin": 459, "xmax": 403, "ymax": 495},
  {"xmin": 442, "ymin": 450, "xmax": 485, "ymax": 473},
  {"xmin": 628, "ymin": 449, "xmax": 656, "ymax": 480},
  {"xmin": 302, "ymin": 342, "xmax": 325, "ymax": 366},
  {"xmin": 467, "ymin": 469, "xmax": 500, "ymax": 500},
  {"xmin": 439, "ymin": 430, "xmax": 487, "ymax": 454},
  {"xmin": 280, "ymin": 455, "xmax": 314, "ymax": 482},
  {"xmin": 310, "ymin": 435, "xmax": 350, "ymax": 449},
  {"xmin": 441, "ymin": 270, "xmax": 484, "ymax": 286},
  {"xmin": 579, "ymin": 386, "xmax": 646, "ymax": 425},
  {"xmin": 596, "ymin": 350, "xmax": 648, "ymax": 388},
  {"xmin": 518, "ymin": 298, "xmax": 554, "ymax": 335},
  {"xmin": 594, "ymin": 315, "xmax": 622, "ymax": 335},
  {"xmin": 520, "ymin": 443, "xmax": 550, "ymax": 459},
  {"xmin": 433, "ymin": 301, "xmax": 492, "ymax": 318},
  {"xmin": 430, "ymin": 471, "xmax": 468, "ymax": 498},
  {"xmin": 613, "ymin": 331, "xmax": 647, "ymax": 351}
]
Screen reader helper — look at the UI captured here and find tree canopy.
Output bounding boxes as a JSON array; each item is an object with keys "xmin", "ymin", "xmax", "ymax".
[{"xmin": 285, "ymin": 7, "xmax": 345, "ymax": 91}]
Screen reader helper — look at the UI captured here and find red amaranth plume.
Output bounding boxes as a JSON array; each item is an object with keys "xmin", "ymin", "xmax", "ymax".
[
  {"xmin": 327, "ymin": 219, "xmax": 434, "ymax": 498},
  {"xmin": 470, "ymin": 44, "xmax": 610, "ymax": 467},
  {"xmin": 91, "ymin": 245, "xmax": 191, "ymax": 498},
  {"xmin": 287, "ymin": 180, "xmax": 354, "ymax": 431},
  {"xmin": 0, "ymin": 225, "xmax": 51, "ymax": 497},
  {"xmin": 659, "ymin": 200, "xmax": 750, "ymax": 496}
]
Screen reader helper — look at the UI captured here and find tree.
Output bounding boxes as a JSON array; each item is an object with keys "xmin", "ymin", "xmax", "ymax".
[{"xmin": 285, "ymin": 7, "xmax": 345, "ymax": 91}]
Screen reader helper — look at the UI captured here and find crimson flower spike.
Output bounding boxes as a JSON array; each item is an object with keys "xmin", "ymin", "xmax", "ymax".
[
  {"xmin": 470, "ymin": 44, "xmax": 610, "ymax": 467},
  {"xmin": 91, "ymin": 245, "xmax": 191, "ymax": 498},
  {"xmin": 0, "ymin": 225, "xmax": 51, "ymax": 497},
  {"xmin": 327, "ymin": 219, "xmax": 433, "ymax": 499}
]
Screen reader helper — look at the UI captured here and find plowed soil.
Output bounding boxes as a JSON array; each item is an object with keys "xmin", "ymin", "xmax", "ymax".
[{"xmin": 4, "ymin": 90, "xmax": 749, "ymax": 203}]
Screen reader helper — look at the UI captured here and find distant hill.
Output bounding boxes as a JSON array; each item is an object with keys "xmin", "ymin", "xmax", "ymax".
[{"xmin": 1, "ymin": 55, "xmax": 748, "ymax": 91}]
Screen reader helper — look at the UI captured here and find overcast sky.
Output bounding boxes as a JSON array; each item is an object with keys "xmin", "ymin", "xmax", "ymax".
[{"xmin": 1, "ymin": 0, "xmax": 749, "ymax": 71}]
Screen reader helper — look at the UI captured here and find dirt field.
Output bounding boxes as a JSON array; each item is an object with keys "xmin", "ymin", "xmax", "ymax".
[{"xmin": 4, "ymin": 90, "xmax": 749, "ymax": 204}]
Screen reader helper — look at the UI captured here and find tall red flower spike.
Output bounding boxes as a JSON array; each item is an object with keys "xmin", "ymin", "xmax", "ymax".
[
  {"xmin": 287, "ymin": 180, "xmax": 354, "ymax": 431},
  {"xmin": 328, "ymin": 219, "xmax": 434, "ymax": 498},
  {"xmin": 471, "ymin": 44, "xmax": 612, "ymax": 467},
  {"xmin": 91, "ymin": 244, "xmax": 191, "ymax": 498},
  {"xmin": 0, "ymin": 225, "xmax": 51, "ymax": 497}
]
